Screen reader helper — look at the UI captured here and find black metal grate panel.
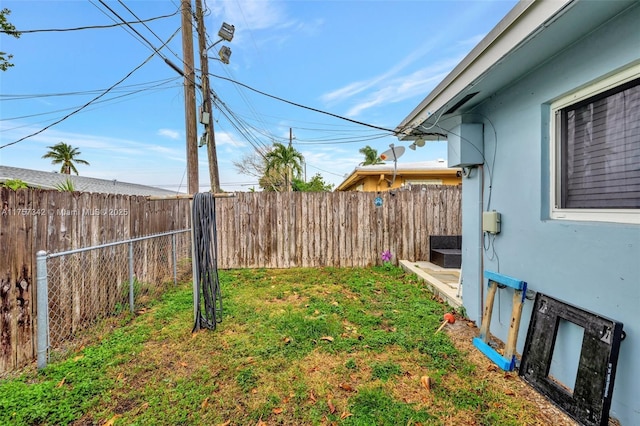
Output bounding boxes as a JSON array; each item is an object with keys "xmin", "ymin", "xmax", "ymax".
[{"xmin": 520, "ymin": 293, "xmax": 624, "ymax": 426}]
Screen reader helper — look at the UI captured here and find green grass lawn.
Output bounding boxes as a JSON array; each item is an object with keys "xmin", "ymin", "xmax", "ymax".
[{"xmin": 0, "ymin": 267, "xmax": 550, "ymax": 425}]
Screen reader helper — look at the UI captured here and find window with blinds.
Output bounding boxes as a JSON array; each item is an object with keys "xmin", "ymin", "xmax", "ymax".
[
  {"xmin": 550, "ymin": 64, "xmax": 640, "ymax": 223},
  {"xmin": 558, "ymin": 78, "xmax": 640, "ymax": 209}
]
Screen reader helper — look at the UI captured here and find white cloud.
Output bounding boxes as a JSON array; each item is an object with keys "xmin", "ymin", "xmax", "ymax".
[
  {"xmin": 212, "ymin": 0, "xmax": 286, "ymax": 30},
  {"xmin": 320, "ymin": 35, "xmax": 441, "ymax": 106},
  {"xmin": 208, "ymin": 0, "xmax": 289, "ymax": 45},
  {"xmin": 344, "ymin": 57, "xmax": 461, "ymax": 117},
  {"xmin": 157, "ymin": 128, "xmax": 180, "ymax": 140},
  {"xmin": 457, "ymin": 33, "xmax": 486, "ymax": 47},
  {"xmin": 321, "ymin": 81, "xmax": 371, "ymax": 105},
  {"xmin": 214, "ymin": 130, "xmax": 246, "ymax": 148},
  {"xmin": 318, "ymin": 5, "xmax": 493, "ymax": 118},
  {"xmin": 208, "ymin": 0, "xmax": 323, "ymax": 51},
  {"xmin": 0, "ymin": 121, "xmax": 184, "ymax": 161}
]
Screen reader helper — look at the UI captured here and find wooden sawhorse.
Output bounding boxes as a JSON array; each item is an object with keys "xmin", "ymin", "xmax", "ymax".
[{"xmin": 472, "ymin": 270, "xmax": 527, "ymax": 371}]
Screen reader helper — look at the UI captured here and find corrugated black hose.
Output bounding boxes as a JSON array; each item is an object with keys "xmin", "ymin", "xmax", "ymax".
[{"xmin": 192, "ymin": 193, "xmax": 222, "ymax": 331}]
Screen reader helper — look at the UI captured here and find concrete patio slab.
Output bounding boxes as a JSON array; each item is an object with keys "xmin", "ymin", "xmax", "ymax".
[{"xmin": 399, "ymin": 260, "xmax": 463, "ymax": 309}]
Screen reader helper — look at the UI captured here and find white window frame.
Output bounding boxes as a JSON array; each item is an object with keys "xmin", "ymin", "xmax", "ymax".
[{"xmin": 549, "ymin": 63, "xmax": 640, "ymax": 224}]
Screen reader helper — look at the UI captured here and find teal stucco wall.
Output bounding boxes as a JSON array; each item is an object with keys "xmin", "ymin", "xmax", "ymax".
[{"xmin": 457, "ymin": 4, "xmax": 640, "ymax": 424}]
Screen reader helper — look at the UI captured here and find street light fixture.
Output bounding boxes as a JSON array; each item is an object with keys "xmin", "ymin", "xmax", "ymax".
[
  {"xmin": 218, "ymin": 22, "xmax": 235, "ymax": 42},
  {"xmin": 207, "ymin": 23, "xmax": 234, "ymax": 65},
  {"xmin": 218, "ymin": 46, "xmax": 232, "ymax": 64}
]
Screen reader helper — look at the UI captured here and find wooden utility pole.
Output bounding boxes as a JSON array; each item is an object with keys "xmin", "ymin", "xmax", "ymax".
[
  {"xmin": 181, "ymin": 0, "xmax": 199, "ymax": 194},
  {"xmin": 195, "ymin": 0, "xmax": 220, "ymax": 193}
]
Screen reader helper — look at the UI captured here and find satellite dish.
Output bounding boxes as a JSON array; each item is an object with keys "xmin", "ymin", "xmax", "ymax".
[
  {"xmin": 378, "ymin": 144, "xmax": 405, "ymax": 188},
  {"xmin": 379, "ymin": 144, "xmax": 405, "ymax": 162}
]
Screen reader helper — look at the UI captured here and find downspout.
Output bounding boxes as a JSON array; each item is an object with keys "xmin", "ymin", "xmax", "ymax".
[{"xmin": 478, "ymin": 165, "xmax": 485, "ymax": 326}]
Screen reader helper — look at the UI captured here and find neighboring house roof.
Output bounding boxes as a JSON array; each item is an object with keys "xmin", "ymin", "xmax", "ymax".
[
  {"xmin": 0, "ymin": 165, "xmax": 179, "ymax": 197},
  {"xmin": 336, "ymin": 160, "xmax": 460, "ymax": 191},
  {"xmin": 395, "ymin": 0, "xmax": 637, "ymax": 138}
]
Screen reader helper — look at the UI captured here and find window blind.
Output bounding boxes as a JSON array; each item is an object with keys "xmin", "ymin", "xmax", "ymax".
[{"xmin": 561, "ymin": 78, "xmax": 640, "ymax": 209}]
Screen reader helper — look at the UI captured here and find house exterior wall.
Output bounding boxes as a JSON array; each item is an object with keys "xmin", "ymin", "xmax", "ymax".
[
  {"xmin": 460, "ymin": 6, "xmax": 640, "ymax": 425},
  {"xmin": 340, "ymin": 172, "xmax": 460, "ymax": 192}
]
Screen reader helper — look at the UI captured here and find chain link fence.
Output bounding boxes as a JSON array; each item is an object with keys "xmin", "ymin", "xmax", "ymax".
[{"xmin": 36, "ymin": 230, "xmax": 192, "ymax": 368}]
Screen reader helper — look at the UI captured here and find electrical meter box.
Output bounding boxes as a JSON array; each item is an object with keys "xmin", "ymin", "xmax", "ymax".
[
  {"xmin": 447, "ymin": 123, "xmax": 484, "ymax": 167},
  {"xmin": 483, "ymin": 211, "xmax": 501, "ymax": 234}
]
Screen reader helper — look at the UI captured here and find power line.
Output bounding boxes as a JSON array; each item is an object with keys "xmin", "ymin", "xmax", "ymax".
[
  {"xmin": 91, "ymin": 0, "xmax": 202, "ymax": 105},
  {"xmin": 0, "ymin": 79, "xmax": 180, "ymax": 123},
  {"xmin": 209, "ymin": 73, "xmax": 399, "ymax": 135},
  {"xmin": 0, "ymin": 28, "xmax": 180, "ymax": 150},
  {"xmin": 213, "ymin": 98, "xmax": 271, "ymax": 156},
  {"xmin": 208, "ymin": 1, "xmax": 279, "ymax": 144},
  {"xmin": 214, "ymin": 97, "xmax": 278, "ymax": 150},
  {"xmin": 97, "ymin": 0, "xmax": 165, "ymax": 54},
  {"xmin": 0, "ymin": 77, "xmax": 180, "ymax": 102},
  {"xmin": 209, "ymin": 73, "xmax": 447, "ymax": 139},
  {"xmin": 306, "ymin": 162, "xmax": 346, "ymax": 178},
  {"xmin": 293, "ymin": 134, "xmax": 391, "ymax": 145},
  {"xmin": 116, "ymin": 0, "xmax": 183, "ymax": 64},
  {"xmin": 89, "ymin": 0, "xmax": 157, "ymax": 52},
  {"xmin": 0, "ymin": 10, "xmax": 180, "ymax": 34}
]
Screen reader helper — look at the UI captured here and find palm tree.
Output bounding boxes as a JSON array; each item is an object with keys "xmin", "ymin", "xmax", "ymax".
[
  {"xmin": 263, "ymin": 143, "xmax": 304, "ymax": 192},
  {"xmin": 359, "ymin": 145, "xmax": 384, "ymax": 166},
  {"xmin": 42, "ymin": 142, "xmax": 90, "ymax": 175}
]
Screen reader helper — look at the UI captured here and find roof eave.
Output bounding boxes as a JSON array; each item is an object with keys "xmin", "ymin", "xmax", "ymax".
[{"xmin": 395, "ymin": 0, "xmax": 574, "ymax": 140}]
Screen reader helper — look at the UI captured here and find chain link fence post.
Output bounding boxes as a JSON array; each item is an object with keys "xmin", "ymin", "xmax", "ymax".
[
  {"xmin": 128, "ymin": 241, "xmax": 135, "ymax": 314},
  {"xmin": 36, "ymin": 250, "xmax": 49, "ymax": 370},
  {"xmin": 172, "ymin": 233, "xmax": 177, "ymax": 286}
]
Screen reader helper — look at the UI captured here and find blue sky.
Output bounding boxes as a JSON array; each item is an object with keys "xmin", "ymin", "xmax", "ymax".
[{"xmin": 0, "ymin": 0, "xmax": 517, "ymax": 193}]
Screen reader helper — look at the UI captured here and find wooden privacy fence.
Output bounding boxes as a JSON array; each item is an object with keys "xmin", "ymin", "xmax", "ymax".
[
  {"xmin": 0, "ymin": 186, "xmax": 460, "ymax": 374},
  {"xmin": 214, "ymin": 187, "xmax": 461, "ymax": 268}
]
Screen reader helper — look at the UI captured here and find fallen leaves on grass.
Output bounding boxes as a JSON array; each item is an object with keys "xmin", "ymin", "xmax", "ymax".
[
  {"xmin": 327, "ymin": 398, "xmax": 336, "ymax": 414},
  {"xmin": 102, "ymin": 415, "xmax": 121, "ymax": 426},
  {"xmin": 201, "ymin": 397, "xmax": 209, "ymax": 409},
  {"xmin": 420, "ymin": 375, "xmax": 432, "ymax": 391},
  {"xmin": 338, "ymin": 382, "xmax": 355, "ymax": 392},
  {"xmin": 320, "ymin": 336, "xmax": 334, "ymax": 342},
  {"xmin": 340, "ymin": 411, "xmax": 352, "ymax": 419}
]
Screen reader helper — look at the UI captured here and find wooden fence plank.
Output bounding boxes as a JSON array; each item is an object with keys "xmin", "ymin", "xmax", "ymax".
[{"xmin": 1, "ymin": 189, "xmax": 17, "ymax": 371}]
